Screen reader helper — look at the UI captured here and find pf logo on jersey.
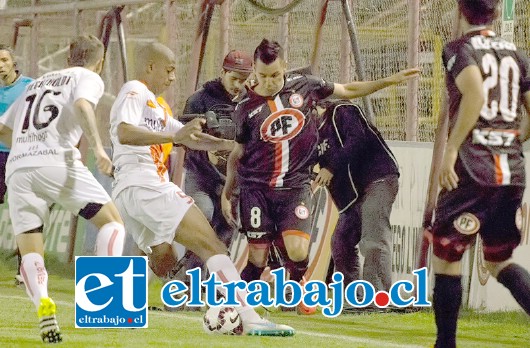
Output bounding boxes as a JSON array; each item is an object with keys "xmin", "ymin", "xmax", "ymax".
[{"xmin": 260, "ymin": 108, "xmax": 305, "ymax": 143}]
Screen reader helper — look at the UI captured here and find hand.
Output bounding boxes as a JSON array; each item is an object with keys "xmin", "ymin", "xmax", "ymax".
[
  {"xmin": 221, "ymin": 190, "xmax": 238, "ymax": 228},
  {"xmin": 173, "ymin": 118, "xmax": 205, "ymax": 144},
  {"xmin": 391, "ymin": 67, "xmax": 421, "ymax": 84},
  {"xmin": 314, "ymin": 168, "xmax": 334, "ymax": 186},
  {"xmin": 438, "ymin": 147, "xmax": 459, "ymax": 191},
  {"xmin": 95, "ymin": 149, "xmax": 113, "ymax": 177}
]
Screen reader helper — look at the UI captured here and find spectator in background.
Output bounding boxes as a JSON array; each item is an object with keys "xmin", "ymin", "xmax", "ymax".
[
  {"xmin": 0, "ymin": 44, "xmax": 33, "ymax": 285},
  {"xmin": 176, "ymin": 50, "xmax": 252, "ymax": 279},
  {"xmin": 314, "ymin": 99, "xmax": 398, "ymax": 303}
]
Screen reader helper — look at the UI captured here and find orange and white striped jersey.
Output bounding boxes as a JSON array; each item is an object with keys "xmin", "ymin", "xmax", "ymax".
[
  {"xmin": 110, "ymin": 80, "xmax": 183, "ymax": 196},
  {"xmin": 156, "ymin": 96, "xmax": 174, "ymax": 164}
]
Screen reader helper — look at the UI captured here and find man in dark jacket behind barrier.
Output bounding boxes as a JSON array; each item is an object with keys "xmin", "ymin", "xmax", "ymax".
[{"xmin": 315, "ymin": 100, "xmax": 399, "ymax": 294}]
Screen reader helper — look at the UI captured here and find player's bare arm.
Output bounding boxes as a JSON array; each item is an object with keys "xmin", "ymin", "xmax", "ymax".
[
  {"xmin": 117, "ymin": 122, "xmax": 178, "ymax": 145},
  {"xmin": 439, "ymin": 65, "xmax": 484, "ymax": 191},
  {"xmin": 74, "ymin": 98, "xmax": 112, "ymax": 176},
  {"xmin": 221, "ymin": 142, "xmax": 244, "ymax": 227},
  {"xmin": 519, "ymin": 91, "xmax": 530, "ymax": 142},
  {"xmin": 180, "ymin": 133, "xmax": 235, "ymax": 152},
  {"xmin": 0, "ymin": 124, "xmax": 12, "ymax": 148},
  {"xmin": 332, "ymin": 67, "xmax": 420, "ymax": 99}
]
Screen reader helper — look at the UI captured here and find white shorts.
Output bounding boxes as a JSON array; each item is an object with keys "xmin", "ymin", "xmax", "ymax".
[
  {"xmin": 7, "ymin": 165, "xmax": 111, "ymax": 235},
  {"xmin": 113, "ymin": 182, "xmax": 194, "ymax": 254}
]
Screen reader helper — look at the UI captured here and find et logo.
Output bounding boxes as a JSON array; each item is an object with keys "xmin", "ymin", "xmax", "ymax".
[{"xmin": 75, "ymin": 256, "xmax": 148, "ymax": 328}]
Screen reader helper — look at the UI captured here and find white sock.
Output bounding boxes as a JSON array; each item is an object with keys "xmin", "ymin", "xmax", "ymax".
[
  {"xmin": 20, "ymin": 253, "xmax": 49, "ymax": 309},
  {"xmin": 206, "ymin": 254, "xmax": 262, "ymax": 323},
  {"xmin": 96, "ymin": 222, "xmax": 125, "ymax": 256}
]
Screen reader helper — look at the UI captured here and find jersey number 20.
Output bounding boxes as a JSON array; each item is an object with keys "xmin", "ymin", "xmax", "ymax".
[{"xmin": 481, "ymin": 54, "xmax": 520, "ymax": 122}]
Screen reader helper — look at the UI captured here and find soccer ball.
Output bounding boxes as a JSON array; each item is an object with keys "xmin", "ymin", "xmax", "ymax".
[{"xmin": 202, "ymin": 306, "xmax": 243, "ymax": 335}]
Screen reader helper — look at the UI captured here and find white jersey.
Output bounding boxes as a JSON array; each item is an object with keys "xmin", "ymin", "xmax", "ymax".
[
  {"xmin": 1, "ymin": 67, "xmax": 104, "ymax": 179},
  {"xmin": 110, "ymin": 80, "xmax": 184, "ymax": 196}
]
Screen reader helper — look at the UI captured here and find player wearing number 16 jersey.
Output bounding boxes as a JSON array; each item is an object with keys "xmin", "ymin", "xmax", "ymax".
[
  {"xmin": 432, "ymin": 1, "xmax": 530, "ymax": 347},
  {"xmin": 0, "ymin": 35, "xmax": 125, "ymax": 343}
]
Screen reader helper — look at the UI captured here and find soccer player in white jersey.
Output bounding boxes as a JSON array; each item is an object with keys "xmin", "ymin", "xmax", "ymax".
[
  {"xmin": 110, "ymin": 41, "xmax": 294, "ymax": 336},
  {"xmin": 0, "ymin": 35, "xmax": 126, "ymax": 343}
]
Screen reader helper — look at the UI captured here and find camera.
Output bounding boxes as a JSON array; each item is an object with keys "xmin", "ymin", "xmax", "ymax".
[{"xmin": 180, "ymin": 110, "xmax": 236, "ymax": 140}]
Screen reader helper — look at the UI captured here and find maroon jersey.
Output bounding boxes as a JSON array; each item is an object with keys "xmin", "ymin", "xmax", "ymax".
[
  {"xmin": 443, "ymin": 29, "xmax": 530, "ymax": 187},
  {"xmin": 234, "ymin": 74, "xmax": 334, "ymax": 188}
]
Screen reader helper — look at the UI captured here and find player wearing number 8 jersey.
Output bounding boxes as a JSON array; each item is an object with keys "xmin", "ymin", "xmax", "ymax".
[
  {"xmin": 432, "ymin": 1, "xmax": 530, "ymax": 347},
  {"xmin": 221, "ymin": 39, "xmax": 419, "ymax": 315},
  {"xmin": 0, "ymin": 35, "xmax": 125, "ymax": 343}
]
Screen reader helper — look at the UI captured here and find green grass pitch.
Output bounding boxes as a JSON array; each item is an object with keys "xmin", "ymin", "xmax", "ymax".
[{"xmin": 0, "ymin": 252, "xmax": 528, "ymax": 347}]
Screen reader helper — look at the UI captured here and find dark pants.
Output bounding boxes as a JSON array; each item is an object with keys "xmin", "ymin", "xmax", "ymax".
[
  {"xmin": 332, "ymin": 175, "xmax": 398, "ymax": 291},
  {"xmin": 177, "ymin": 172, "xmax": 235, "ymax": 278},
  {"xmin": 0, "ymin": 151, "xmax": 8, "ymax": 204}
]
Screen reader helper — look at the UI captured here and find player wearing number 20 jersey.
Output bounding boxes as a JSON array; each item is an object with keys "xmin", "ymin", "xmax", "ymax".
[
  {"xmin": 431, "ymin": 2, "xmax": 530, "ymax": 346},
  {"xmin": 444, "ymin": 29, "xmax": 530, "ymax": 186},
  {"xmin": 434, "ymin": 28, "xmax": 530, "ymax": 263}
]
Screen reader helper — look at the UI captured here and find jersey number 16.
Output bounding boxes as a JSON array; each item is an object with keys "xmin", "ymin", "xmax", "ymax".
[{"xmin": 21, "ymin": 90, "xmax": 62, "ymax": 133}]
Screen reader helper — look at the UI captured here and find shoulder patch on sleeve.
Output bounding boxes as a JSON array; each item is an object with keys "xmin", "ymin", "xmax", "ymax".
[{"xmin": 446, "ymin": 55, "xmax": 457, "ymax": 72}]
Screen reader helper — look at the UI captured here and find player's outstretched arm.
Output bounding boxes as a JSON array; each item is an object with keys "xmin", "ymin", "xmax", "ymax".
[
  {"xmin": 179, "ymin": 133, "xmax": 235, "ymax": 152},
  {"xmin": 438, "ymin": 65, "xmax": 484, "ymax": 191},
  {"xmin": 74, "ymin": 98, "xmax": 113, "ymax": 176},
  {"xmin": 332, "ymin": 67, "xmax": 420, "ymax": 99}
]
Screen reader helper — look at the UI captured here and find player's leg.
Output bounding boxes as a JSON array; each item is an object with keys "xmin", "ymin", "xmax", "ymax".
[
  {"xmin": 171, "ymin": 203, "xmax": 294, "ymax": 336},
  {"xmin": 43, "ymin": 165, "xmax": 126, "ymax": 256},
  {"xmin": 481, "ymin": 186, "xmax": 530, "ymax": 314},
  {"xmin": 8, "ymin": 169, "xmax": 62, "ymax": 343},
  {"xmin": 278, "ymin": 186, "xmax": 312, "ymax": 282},
  {"xmin": 85, "ymin": 202, "xmax": 125, "ymax": 256},
  {"xmin": 238, "ymin": 187, "xmax": 274, "ymax": 282},
  {"xmin": 179, "ymin": 182, "xmax": 215, "ymax": 282},
  {"xmin": 331, "ymin": 203, "xmax": 361, "ymax": 287},
  {"xmin": 129, "ymin": 183, "xmax": 293, "ymax": 336},
  {"xmin": 431, "ymin": 184, "xmax": 483, "ymax": 348},
  {"xmin": 358, "ymin": 175, "xmax": 398, "ymax": 292},
  {"xmin": 277, "ymin": 186, "xmax": 314, "ymax": 314}
]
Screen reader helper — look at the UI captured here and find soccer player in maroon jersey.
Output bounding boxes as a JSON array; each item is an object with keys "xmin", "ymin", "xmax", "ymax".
[
  {"xmin": 221, "ymin": 38, "xmax": 419, "ymax": 314},
  {"xmin": 433, "ymin": 1, "xmax": 530, "ymax": 347}
]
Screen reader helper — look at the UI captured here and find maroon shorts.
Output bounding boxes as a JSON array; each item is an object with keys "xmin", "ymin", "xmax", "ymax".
[
  {"xmin": 239, "ymin": 185, "xmax": 312, "ymax": 244},
  {"xmin": 432, "ymin": 182, "xmax": 523, "ymax": 262}
]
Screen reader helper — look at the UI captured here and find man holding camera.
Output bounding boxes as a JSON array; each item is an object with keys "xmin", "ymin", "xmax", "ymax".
[
  {"xmin": 184, "ymin": 51, "xmax": 252, "ymax": 245},
  {"xmin": 182, "ymin": 50, "xmax": 253, "ymax": 253}
]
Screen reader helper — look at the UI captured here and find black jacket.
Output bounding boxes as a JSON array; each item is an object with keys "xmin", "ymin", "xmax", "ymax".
[
  {"xmin": 183, "ymin": 79, "xmax": 236, "ymax": 186},
  {"xmin": 317, "ymin": 102, "xmax": 399, "ymax": 212}
]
